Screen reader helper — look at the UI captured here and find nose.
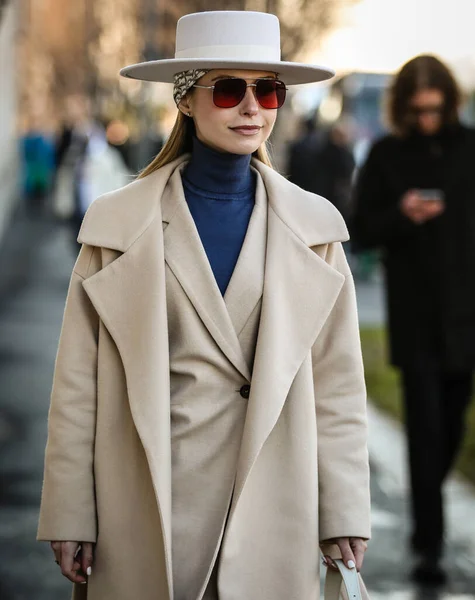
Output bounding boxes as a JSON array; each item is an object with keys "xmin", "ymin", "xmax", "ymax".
[{"xmin": 239, "ymin": 85, "xmax": 259, "ymax": 116}]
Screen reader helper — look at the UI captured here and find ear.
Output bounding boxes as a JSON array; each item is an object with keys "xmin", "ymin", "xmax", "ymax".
[{"xmin": 178, "ymin": 94, "xmax": 193, "ymax": 118}]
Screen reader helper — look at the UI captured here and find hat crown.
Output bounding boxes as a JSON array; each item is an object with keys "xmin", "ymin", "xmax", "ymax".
[{"xmin": 175, "ymin": 11, "xmax": 281, "ymax": 62}]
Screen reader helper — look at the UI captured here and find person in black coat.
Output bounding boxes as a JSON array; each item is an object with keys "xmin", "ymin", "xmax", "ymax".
[
  {"xmin": 352, "ymin": 55, "xmax": 475, "ymax": 585},
  {"xmin": 287, "ymin": 116, "xmax": 355, "ymax": 220}
]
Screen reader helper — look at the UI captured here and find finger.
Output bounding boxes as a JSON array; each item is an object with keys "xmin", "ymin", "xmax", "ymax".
[
  {"xmin": 406, "ymin": 189, "xmax": 419, "ymax": 201},
  {"xmin": 408, "ymin": 192, "xmax": 427, "ymax": 207},
  {"xmin": 51, "ymin": 541, "xmax": 62, "ymax": 565},
  {"xmin": 430, "ymin": 204, "xmax": 445, "ymax": 216},
  {"xmin": 350, "ymin": 539, "xmax": 367, "ymax": 572},
  {"xmin": 336, "ymin": 538, "xmax": 356, "ymax": 570},
  {"xmin": 408, "ymin": 196, "xmax": 421, "ymax": 208},
  {"xmin": 73, "ymin": 558, "xmax": 83, "ymax": 574},
  {"xmin": 73, "ymin": 546, "xmax": 85, "ymax": 579},
  {"xmin": 81, "ymin": 542, "xmax": 94, "ymax": 576},
  {"xmin": 324, "ymin": 555, "xmax": 339, "ymax": 571},
  {"xmin": 73, "ymin": 546, "xmax": 82, "ymax": 574},
  {"xmin": 411, "ymin": 210, "xmax": 428, "ymax": 224},
  {"xmin": 60, "ymin": 542, "xmax": 86, "ymax": 584},
  {"xmin": 422, "ymin": 202, "xmax": 439, "ymax": 213}
]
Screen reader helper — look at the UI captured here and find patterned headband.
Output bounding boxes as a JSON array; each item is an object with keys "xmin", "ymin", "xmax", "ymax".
[{"xmin": 173, "ymin": 69, "xmax": 210, "ymax": 108}]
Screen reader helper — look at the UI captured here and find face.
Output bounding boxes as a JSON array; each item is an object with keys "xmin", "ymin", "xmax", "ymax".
[
  {"xmin": 408, "ymin": 88, "xmax": 445, "ymax": 136},
  {"xmin": 179, "ymin": 69, "xmax": 281, "ymax": 155}
]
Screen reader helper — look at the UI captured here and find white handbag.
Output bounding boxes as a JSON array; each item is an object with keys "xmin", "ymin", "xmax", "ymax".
[{"xmin": 324, "ymin": 559, "xmax": 370, "ymax": 600}]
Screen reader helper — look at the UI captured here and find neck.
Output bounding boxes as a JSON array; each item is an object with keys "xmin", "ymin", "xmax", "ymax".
[{"xmin": 184, "ymin": 136, "xmax": 253, "ymax": 195}]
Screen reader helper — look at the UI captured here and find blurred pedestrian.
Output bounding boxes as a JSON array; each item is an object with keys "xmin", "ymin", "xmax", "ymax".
[
  {"xmin": 52, "ymin": 95, "xmax": 91, "ymax": 223},
  {"xmin": 21, "ymin": 116, "xmax": 55, "ymax": 215},
  {"xmin": 53, "ymin": 96, "xmax": 130, "ymax": 249},
  {"xmin": 37, "ymin": 10, "xmax": 371, "ymax": 600},
  {"xmin": 352, "ymin": 54, "xmax": 475, "ymax": 585},
  {"xmin": 105, "ymin": 118, "xmax": 133, "ymax": 170},
  {"xmin": 287, "ymin": 115, "xmax": 355, "ymax": 221},
  {"xmin": 79, "ymin": 122, "xmax": 130, "ymax": 212}
]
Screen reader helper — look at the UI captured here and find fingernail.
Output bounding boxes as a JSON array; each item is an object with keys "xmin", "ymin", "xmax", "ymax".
[
  {"xmin": 86, "ymin": 567, "xmax": 92, "ymax": 576},
  {"xmin": 347, "ymin": 560, "xmax": 356, "ymax": 569}
]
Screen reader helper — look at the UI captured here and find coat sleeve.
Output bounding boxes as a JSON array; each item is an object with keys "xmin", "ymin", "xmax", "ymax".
[
  {"xmin": 37, "ymin": 244, "xmax": 101, "ymax": 543},
  {"xmin": 312, "ymin": 242, "xmax": 371, "ymax": 542},
  {"xmin": 351, "ymin": 142, "xmax": 416, "ymax": 250}
]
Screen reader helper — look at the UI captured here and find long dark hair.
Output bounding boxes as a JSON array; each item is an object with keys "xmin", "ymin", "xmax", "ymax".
[{"xmin": 386, "ymin": 55, "xmax": 461, "ymax": 137}]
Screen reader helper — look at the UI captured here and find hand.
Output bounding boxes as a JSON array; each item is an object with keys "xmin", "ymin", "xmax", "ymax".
[
  {"xmin": 50, "ymin": 541, "xmax": 95, "ymax": 584},
  {"xmin": 321, "ymin": 537, "xmax": 367, "ymax": 573},
  {"xmin": 400, "ymin": 189, "xmax": 445, "ymax": 224}
]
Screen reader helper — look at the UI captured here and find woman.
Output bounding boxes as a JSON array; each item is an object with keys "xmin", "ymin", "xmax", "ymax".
[
  {"xmin": 38, "ymin": 11, "xmax": 371, "ymax": 600},
  {"xmin": 352, "ymin": 55, "xmax": 475, "ymax": 585}
]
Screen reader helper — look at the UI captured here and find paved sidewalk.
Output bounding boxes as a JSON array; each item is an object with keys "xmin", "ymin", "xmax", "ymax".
[
  {"xmin": 0, "ymin": 208, "xmax": 75, "ymax": 599},
  {"xmin": 363, "ymin": 403, "xmax": 475, "ymax": 598},
  {"xmin": 0, "ymin": 212, "xmax": 474, "ymax": 598}
]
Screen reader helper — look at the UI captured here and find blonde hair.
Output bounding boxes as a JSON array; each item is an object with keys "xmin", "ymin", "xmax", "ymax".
[{"xmin": 138, "ymin": 111, "xmax": 274, "ymax": 179}]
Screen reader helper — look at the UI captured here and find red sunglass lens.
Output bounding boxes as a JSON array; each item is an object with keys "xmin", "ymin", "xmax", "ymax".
[
  {"xmin": 256, "ymin": 80, "xmax": 286, "ymax": 109},
  {"xmin": 213, "ymin": 79, "xmax": 247, "ymax": 108}
]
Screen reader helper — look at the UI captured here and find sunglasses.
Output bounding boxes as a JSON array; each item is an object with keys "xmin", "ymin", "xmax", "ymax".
[
  {"xmin": 409, "ymin": 105, "xmax": 444, "ymax": 117},
  {"xmin": 193, "ymin": 78, "xmax": 287, "ymax": 109}
]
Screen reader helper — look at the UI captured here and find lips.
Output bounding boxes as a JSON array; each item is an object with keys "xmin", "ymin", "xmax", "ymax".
[{"xmin": 230, "ymin": 125, "xmax": 263, "ymax": 135}]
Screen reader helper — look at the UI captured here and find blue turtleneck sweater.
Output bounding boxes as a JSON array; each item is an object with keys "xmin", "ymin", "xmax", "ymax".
[{"xmin": 182, "ymin": 137, "xmax": 256, "ymax": 295}]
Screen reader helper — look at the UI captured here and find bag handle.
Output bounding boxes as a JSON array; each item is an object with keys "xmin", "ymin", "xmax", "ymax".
[{"xmin": 324, "ymin": 559, "xmax": 364, "ymax": 600}]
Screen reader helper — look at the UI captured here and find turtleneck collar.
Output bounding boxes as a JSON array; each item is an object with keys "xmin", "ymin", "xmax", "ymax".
[{"xmin": 183, "ymin": 136, "xmax": 254, "ymax": 196}]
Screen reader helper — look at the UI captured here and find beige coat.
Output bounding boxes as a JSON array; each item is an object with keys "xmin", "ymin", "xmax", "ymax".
[{"xmin": 38, "ymin": 156, "xmax": 371, "ymax": 600}]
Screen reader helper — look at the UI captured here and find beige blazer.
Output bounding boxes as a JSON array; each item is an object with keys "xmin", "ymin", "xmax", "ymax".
[{"xmin": 38, "ymin": 156, "xmax": 371, "ymax": 600}]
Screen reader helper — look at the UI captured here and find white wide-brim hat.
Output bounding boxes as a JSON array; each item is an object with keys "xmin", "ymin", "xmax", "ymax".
[{"xmin": 120, "ymin": 11, "xmax": 334, "ymax": 86}]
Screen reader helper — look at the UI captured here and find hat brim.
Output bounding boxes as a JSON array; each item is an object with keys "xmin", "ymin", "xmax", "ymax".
[{"xmin": 120, "ymin": 58, "xmax": 334, "ymax": 86}]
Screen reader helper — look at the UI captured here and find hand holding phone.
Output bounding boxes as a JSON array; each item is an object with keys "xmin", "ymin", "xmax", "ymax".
[{"xmin": 400, "ymin": 189, "xmax": 445, "ymax": 224}]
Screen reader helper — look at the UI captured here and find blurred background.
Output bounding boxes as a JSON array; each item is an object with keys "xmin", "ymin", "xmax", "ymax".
[{"xmin": 1, "ymin": 0, "xmax": 475, "ymax": 598}]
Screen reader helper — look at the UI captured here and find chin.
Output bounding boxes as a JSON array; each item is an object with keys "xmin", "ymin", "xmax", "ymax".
[{"xmin": 225, "ymin": 138, "xmax": 262, "ymax": 156}]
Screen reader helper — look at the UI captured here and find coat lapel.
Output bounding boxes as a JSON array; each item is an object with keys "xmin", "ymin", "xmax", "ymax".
[
  {"xmin": 162, "ymin": 166, "xmax": 251, "ymax": 381},
  {"xmin": 230, "ymin": 160, "xmax": 348, "ymax": 515},
  {"xmin": 224, "ymin": 170, "xmax": 267, "ymax": 339},
  {"xmin": 81, "ymin": 216, "xmax": 174, "ymax": 598}
]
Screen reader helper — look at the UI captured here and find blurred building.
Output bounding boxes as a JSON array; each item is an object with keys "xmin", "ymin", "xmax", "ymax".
[{"xmin": 0, "ymin": 1, "xmax": 20, "ymax": 242}]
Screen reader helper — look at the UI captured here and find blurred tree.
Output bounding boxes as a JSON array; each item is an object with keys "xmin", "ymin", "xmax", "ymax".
[
  {"xmin": 18, "ymin": 0, "xmax": 143, "ymax": 128},
  {"xmin": 17, "ymin": 0, "xmax": 357, "ymax": 130},
  {"xmin": 0, "ymin": 0, "xmax": 10, "ymax": 23}
]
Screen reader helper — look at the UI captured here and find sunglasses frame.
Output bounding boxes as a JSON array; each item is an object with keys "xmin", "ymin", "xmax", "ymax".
[{"xmin": 193, "ymin": 77, "xmax": 287, "ymax": 109}]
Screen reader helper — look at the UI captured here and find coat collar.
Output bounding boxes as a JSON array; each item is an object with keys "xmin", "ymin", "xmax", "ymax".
[
  {"xmin": 78, "ymin": 155, "xmax": 189, "ymax": 251},
  {"xmin": 78, "ymin": 156, "xmax": 349, "ymax": 251}
]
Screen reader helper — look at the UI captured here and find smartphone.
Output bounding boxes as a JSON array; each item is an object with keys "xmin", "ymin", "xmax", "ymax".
[{"xmin": 417, "ymin": 188, "xmax": 445, "ymax": 202}]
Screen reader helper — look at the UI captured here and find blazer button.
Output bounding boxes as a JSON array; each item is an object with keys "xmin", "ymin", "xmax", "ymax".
[{"xmin": 239, "ymin": 384, "xmax": 251, "ymax": 399}]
